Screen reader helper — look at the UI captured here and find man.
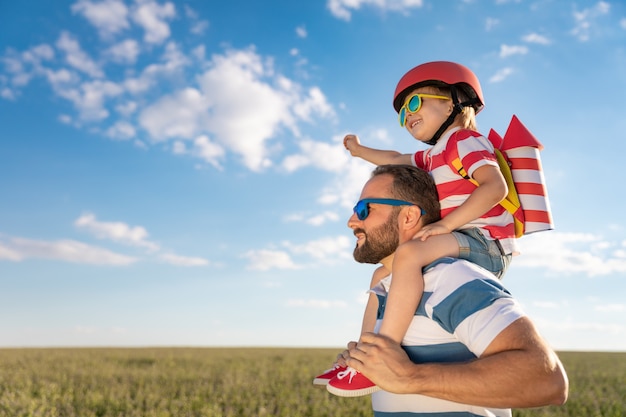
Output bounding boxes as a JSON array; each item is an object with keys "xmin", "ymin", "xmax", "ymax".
[{"xmin": 340, "ymin": 164, "xmax": 568, "ymax": 415}]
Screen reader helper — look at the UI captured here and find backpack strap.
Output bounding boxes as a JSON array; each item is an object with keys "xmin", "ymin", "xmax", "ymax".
[{"xmin": 447, "ymin": 135, "xmax": 525, "ymax": 238}]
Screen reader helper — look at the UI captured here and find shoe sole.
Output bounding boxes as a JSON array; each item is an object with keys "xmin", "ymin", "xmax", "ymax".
[
  {"xmin": 326, "ymin": 384, "xmax": 381, "ymax": 397},
  {"xmin": 312, "ymin": 378, "xmax": 331, "ymax": 385}
]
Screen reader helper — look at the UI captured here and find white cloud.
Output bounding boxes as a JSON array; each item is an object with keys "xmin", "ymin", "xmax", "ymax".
[
  {"xmin": 318, "ymin": 153, "xmax": 373, "ymax": 210},
  {"xmin": 285, "ymin": 211, "xmax": 340, "ymax": 226},
  {"xmin": 532, "ymin": 301, "xmax": 561, "ymax": 309},
  {"xmin": 168, "ymin": 135, "xmax": 226, "ymax": 169},
  {"xmin": 571, "ymin": 1, "xmax": 610, "ymax": 42},
  {"xmin": 44, "ymin": 68, "xmax": 80, "ymax": 88},
  {"xmin": 0, "ymin": 243, "xmax": 22, "ymax": 261},
  {"xmin": 184, "ymin": 5, "xmax": 209, "ymax": 35},
  {"xmin": 22, "ymin": 44, "xmax": 55, "ymax": 63},
  {"xmin": 58, "ymin": 114, "xmax": 73, "ymax": 124},
  {"xmin": 106, "ymin": 120, "xmax": 136, "ymax": 139},
  {"xmin": 115, "ymin": 100, "xmax": 137, "ymax": 116},
  {"xmin": 75, "ymin": 213, "xmax": 160, "ymax": 251},
  {"xmin": 172, "ymin": 140, "xmax": 186, "ymax": 154},
  {"xmin": 0, "ymin": 236, "xmax": 136, "ymax": 265},
  {"xmin": 191, "ymin": 135, "xmax": 225, "ymax": 169},
  {"xmin": 116, "ymin": 41, "xmax": 189, "ymax": 97},
  {"xmin": 499, "ymin": 44, "xmax": 528, "ymax": 58},
  {"xmin": 195, "ymin": 50, "xmax": 291, "ymax": 171},
  {"xmin": 489, "ymin": 67, "xmax": 514, "ymax": 83},
  {"xmin": 55, "ymin": 79, "xmax": 124, "ymax": 121},
  {"xmin": 0, "ymin": 44, "xmax": 54, "ymax": 94},
  {"xmin": 157, "ymin": 41, "xmax": 191, "ymax": 72},
  {"xmin": 296, "ymin": 25, "xmax": 307, "ymax": 38},
  {"xmin": 516, "ymin": 232, "xmax": 626, "ymax": 277},
  {"xmin": 71, "ymin": 0, "xmax": 130, "ymax": 39},
  {"xmin": 485, "ymin": 17, "xmax": 499, "ymax": 31},
  {"xmin": 281, "ymin": 141, "xmax": 372, "ymax": 225},
  {"xmin": 131, "ymin": 0, "xmax": 176, "ymax": 44},
  {"xmin": 522, "ymin": 33, "xmax": 551, "ymax": 45},
  {"xmin": 1, "ymin": 54, "xmax": 24, "ymax": 74},
  {"xmin": 291, "ymin": 86, "xmax": 335, "ymax": 121},
  {"xmin": 1, "ymin": 87, "xmax": 16, "ymax": 100},
  {"xmin": 122, "ymin": 74, "xmax": 153, "ymax": 94},
  {"xmin": 282, "ymin": 138, "xmax": 350, "ymax": 173},
  {"xmin": 56, "ymin": 31, "xmax": 104, "ymax": 78},
  {"xmin": 106, "ymin": 39, "xmax": 141, "ymax": 64},
  {"xmin": 4, "ymin": 17, "xmax": 332, "ymax": 174},
  {"xmin": 243, "ymin": 249, "xmax": 300, "ymax": 271},
  {"xmin": 160, "ymin": 253, "xmax": 209, "ymax": 266},
  {"xmin": 194, "ymin": 48, "xmax": 333, "ymax": 171},
  {"xmin": 2, "ymin": 217, "xmax": 211, "ymax": 268},
  {"xmin": 11, "ymin": 72, "xmax": 32, "ymax": 87},
  {"xmin": 621, "ymin": 18, "xmax": 626, "ymax": 29},
  {"xmin": 192, "ymin": 45, "xmax": 206, "ymax": 61},
  {"xmin": 139, "ymin": 87, "xmax": 208, "ymax": 140},
  {"xmin": 327, "ymin": 0, "xmax": 424, "ymax": 21},
  {"xmin": 595, "ymin": 303, "xmax": 626, "ymax": 313},
  {"xmin": 190, "ymin": 20, "xmax": 209, "ymax": 35},
  {"xmin": 286, "ymin": 235, "xmax": 353, "ymax": 262}
]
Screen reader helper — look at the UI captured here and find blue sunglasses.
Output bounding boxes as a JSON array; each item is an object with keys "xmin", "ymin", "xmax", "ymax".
[{"xmin": 353, "ymin": 198, "xmax": 426, "ymax": 221}]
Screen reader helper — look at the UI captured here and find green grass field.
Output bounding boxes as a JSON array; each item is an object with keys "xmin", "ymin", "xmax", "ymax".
[{"xmin": 0, "ymin": 348, "xmax": 623, "ymax": 416}]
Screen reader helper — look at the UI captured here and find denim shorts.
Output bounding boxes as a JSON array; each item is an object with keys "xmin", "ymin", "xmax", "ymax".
[{"xmin": 452, "ymin": 228, "xmax": 512, "ymax": 279}]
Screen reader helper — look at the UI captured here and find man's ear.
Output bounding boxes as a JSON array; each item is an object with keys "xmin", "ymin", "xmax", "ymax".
[{"xmin": 398, "ymin": 205, "xmax": 423, "ymax": 231}]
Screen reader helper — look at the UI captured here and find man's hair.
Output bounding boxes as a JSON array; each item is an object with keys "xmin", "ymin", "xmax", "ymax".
[{"xmin": 371, "ymin": 165, "xmax": 441, "ymax": 225}]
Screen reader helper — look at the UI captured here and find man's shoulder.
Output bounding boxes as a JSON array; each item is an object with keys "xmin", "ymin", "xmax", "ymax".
[
  {"xmin": 424, "ymin": 257, "xmax": 484, "ymax": 274},
  {"xmin": 423, "ymin": 257, "xmax": 504, "ymax": 289}
]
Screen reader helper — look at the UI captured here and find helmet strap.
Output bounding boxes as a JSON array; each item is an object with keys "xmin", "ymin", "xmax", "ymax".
[{"xmin": 425, "ymin": 86, "xmax": 480, "ymax": 146}]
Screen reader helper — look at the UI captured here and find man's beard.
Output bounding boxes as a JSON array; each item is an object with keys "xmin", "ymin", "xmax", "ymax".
[{"xmin": 353, "ymin": 213, "xmax": 399, "ymax": 264}]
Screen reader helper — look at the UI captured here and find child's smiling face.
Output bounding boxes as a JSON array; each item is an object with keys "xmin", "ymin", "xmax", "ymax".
[{"xmin": 401, "ymin": 86, "xmax": 455, "ymax": 143}]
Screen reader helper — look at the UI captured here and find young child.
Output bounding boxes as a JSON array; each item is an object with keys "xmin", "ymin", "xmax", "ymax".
[{"xmin": 315, "ymin": 61, "xmax": 519, "ymax": 396}]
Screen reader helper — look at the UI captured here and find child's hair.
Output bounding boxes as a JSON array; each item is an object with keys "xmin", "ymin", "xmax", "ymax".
[{"xmin": 425, "ymin": 82, "xmax": 478, "ymax": 131}]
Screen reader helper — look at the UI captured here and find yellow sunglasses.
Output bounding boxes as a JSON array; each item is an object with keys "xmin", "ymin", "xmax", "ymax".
[{"xmin": 398, "ymin": 93, "xmax": 451, "ymax": 127}]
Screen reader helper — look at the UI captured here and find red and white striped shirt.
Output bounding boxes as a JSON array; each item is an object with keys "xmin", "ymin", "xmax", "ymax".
[{"xmin": 412, "ymin": 127, "xmax": 518, "ymax": 255}]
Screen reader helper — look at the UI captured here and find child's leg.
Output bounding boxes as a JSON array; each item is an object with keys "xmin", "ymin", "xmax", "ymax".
[
  {"xmin": 453, "ymin": 228, "xmax": 511, "ymax": 279},
  {"xmin": 315, "ymin": 266, "xmax": 389, "ymax": 387},
  {"xmin": 378, "ymin": 233, "xmax": 459, "ymax": 344},
  {"xmin": 360, "ymin": 265, "xmax": 389, "ymax": 337}
]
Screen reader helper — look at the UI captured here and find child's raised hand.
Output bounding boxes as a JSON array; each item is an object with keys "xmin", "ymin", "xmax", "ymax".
[
  {"xmin": 413, "ymin": 221, "xmax": 451, "ymax": 241},
  {"xmin": 343, "ymin": 134, "xmax": 361, "ymax": 156}
]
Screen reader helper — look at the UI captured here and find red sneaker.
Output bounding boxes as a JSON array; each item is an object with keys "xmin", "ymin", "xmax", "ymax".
[
  {"xmin": 313, "ymin": 364, "xmax": 347, "ymax": 385},
  {"xmin": 326, "ymin": 367, "xmax": 380, "ymax": 397}
]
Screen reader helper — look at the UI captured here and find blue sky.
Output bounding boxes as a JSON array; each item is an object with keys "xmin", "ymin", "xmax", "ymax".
[{"xmin": 1, "ymin": 0, "xmax": 625, "ymax": 351}]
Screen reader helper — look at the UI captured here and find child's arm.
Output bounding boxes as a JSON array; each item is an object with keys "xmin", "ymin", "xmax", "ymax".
[
  {"xmin": 414, "ymin": 164, "xmax": 507, "ymax": 240},
  {"xmin": 344, "ymin": 134, "xmax": 413, "ymax": 166}
]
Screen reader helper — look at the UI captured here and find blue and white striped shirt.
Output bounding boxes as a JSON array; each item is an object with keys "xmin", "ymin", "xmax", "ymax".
[{"xmin": 371, "ymin": 258, "xmax": 525, "ymax": 417}]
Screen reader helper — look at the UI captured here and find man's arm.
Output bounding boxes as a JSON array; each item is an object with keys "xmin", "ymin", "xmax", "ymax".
[{"xmin": 345, "ymin": 317, "xmax": 568, "ymax": 409}]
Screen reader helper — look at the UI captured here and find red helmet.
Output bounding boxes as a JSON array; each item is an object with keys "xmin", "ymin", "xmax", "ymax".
[{"xmin": 392, "ymin": 61, "xmax": 484, "ymax": 114}]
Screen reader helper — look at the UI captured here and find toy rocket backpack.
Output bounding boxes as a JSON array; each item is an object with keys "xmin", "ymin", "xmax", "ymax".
[{"xmin": 450, "ymin": 115, "xmax": 554, "ymax": 238}]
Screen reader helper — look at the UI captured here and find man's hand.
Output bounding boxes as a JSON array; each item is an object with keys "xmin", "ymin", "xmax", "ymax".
[
  {"xmin": 346, "ymin": 320, "xmax": 569, "ymax": 408},
  {"xmin": 345, "ymin": 332, "xmax": 417, "ymax": 394}
]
